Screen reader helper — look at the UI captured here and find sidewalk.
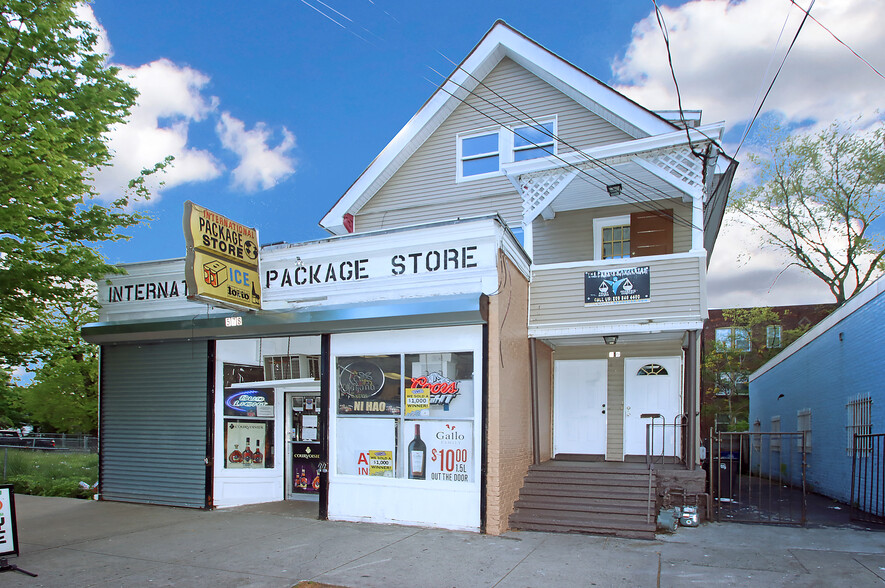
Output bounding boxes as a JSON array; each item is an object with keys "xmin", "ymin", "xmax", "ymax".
[{"xmin": 3, "ymin": 495, "xmax": 885, "ymax": 587}]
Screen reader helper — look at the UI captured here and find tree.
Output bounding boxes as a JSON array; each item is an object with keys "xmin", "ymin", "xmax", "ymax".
[
  {"xmin": 0, "ymin": 2, "xmax": 166, "ymax": 427},
  {"xmin": 731, "ymin": 119, "xmax": 885, "ymax": 304}
]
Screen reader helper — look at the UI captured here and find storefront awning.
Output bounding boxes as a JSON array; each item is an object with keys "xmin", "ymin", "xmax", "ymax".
[{"xmin": 82, "ymin": 293, "xmax": 489, "ymax": 344}]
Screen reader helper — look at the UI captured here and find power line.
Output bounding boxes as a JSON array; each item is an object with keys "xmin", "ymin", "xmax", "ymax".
[{"xmin": 735, "ymin": 0, "xmax": 816, "ymax": 158}]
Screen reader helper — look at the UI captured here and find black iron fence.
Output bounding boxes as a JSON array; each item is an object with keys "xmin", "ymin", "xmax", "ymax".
[
  {"xmin": 710, "ymin": 430, "xmax": 807, "ymax": 525},
  {"xmin": 644, "ymin": 414, "xmax": 688, "ymax": 467},
  {"xmin": 850, "ymin": 433, "xmax": 885, "ymax": 525}
]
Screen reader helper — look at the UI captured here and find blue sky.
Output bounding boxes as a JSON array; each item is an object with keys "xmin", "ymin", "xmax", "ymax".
[{"xmin": 85, "ymin": 0, "xmax": 885, "ymax": 307}]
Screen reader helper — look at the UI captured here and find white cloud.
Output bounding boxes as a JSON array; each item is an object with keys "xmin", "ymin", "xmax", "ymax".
[
  {"xmin": 216, "ymin": 112, "xmax": 297, "ymax": 192},
  {"xmin": 94, "ymin": 59, "xmax": 223, "ymax": 203},
  {"xmin": 73, "ymin": 3, "xmax": 111, "ymax": 58},
  {"xmin": 612, "ymin": 0, "xmax": 885, "ymax": 308},
  {"xmin": 613, "ymin": 0, "xmax": 885, "ymax": 131}
]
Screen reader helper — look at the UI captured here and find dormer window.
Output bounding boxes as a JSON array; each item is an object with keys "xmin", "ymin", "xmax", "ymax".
[{"xmin": 457, "ymin": 118, "xmax": 557, "ymax": 181}]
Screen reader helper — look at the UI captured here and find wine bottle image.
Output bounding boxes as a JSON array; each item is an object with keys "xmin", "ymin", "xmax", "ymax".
[
  {"xmin": 243, "ymin": 437, "xmax": 253, "ymax": 465},
  {"xmin": 253, "ymin": 439, "xmax": 263, "ymax": 465},
  {"xmin": 408, "ymin": 424, "xmax": 426, "ymax": 480},
  {"xmin": 228, "ymin": 444, "xmax": 243, "ymax": 464}
]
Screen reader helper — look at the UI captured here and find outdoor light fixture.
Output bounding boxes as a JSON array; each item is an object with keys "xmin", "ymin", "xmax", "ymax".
[
  {"xmin": 606, "ymin": 183, "xmax": 622, "ymax": 198},
  {"xmin": 603, "ymin": 335, "xmax": 618, "ymax": 345}
]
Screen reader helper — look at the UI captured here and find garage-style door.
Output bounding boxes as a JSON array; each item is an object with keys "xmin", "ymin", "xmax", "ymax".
[{"xmin": 100, "ymin": 341, "xmax": 211, "ymax": 507}]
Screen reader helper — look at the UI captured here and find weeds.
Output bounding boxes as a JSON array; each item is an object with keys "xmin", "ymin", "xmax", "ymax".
[{"xmin": 1, "ymin": 449, "xmax": 98, "ymax": 499}]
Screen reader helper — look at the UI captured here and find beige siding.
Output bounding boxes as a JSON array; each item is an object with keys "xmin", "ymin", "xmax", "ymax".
[
  {"xmin": 356, "ymin": 58, "xmax": 634, "ymax": 232},
  {"xmin": 532, "ymin": 199, "xmax": 692, "ymax": 265},
  {"xmin": 554, "ymin": 341, "xmax": 684, "ymax": 460},
  {"xmin": 485, "ymin": 254, "xmax": 532, "ymax": 535},
  {"xmin": 529, "ymin": 254, "xmax": 704, "ymax": 328}
]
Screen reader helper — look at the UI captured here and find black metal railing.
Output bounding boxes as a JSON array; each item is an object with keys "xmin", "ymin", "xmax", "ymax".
[
  {"xmin": 711, "ymin": 430, "xmax": 807, "ymax": 526},
  {"xmin": 850, "ymin": 433, "xmax": 885, "ymax": 525},
  {"xmin": 644, "ymin": 414, "xmax": 687, "ymax": 468}
]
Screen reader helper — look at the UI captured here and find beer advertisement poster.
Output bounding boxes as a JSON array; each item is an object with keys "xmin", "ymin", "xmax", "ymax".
[
  {"xmin": 337, "ymin": 355, "xmax": 402, "ymax": 415},
  {"xmin": 223, "ymin": 387, "xmax": 274, "ymax": 418},
  {"xmin": 183, "ymin": 200, "xmax": 261, "ymax": 311},
  {"xmin": 584, "ymin": 266, "xmax": 650, "ymax": 305},
  {"xmin": 0, "ymin": 484, "xmax": 18, "ymax": 557},
  {"xmin": 406, "ymin": 421, "xmax": 472, "ymax": 484}
]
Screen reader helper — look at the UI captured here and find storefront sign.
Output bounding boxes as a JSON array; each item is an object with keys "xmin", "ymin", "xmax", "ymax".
[
  {"xmin": 584, "ymin": 266, "xmax": 650, "ymax": 304},
  {"xmin": 0, "ymin": 485, "xmax": 18, "ymax": 557},
  {"xmin": 184, "ymin": 201, "xmax": 261, "ymax": 311},
  {"xmin": 224, "ymin": 388, "xmax": 274, "ymax": 417},
  {"xmin": 417, "ymin": 421, "xmax": 473, "ymax": 484}
]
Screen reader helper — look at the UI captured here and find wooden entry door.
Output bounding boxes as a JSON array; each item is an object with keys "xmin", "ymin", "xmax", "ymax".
[
  {"xmin": 553, "ymin": 359, "xmax": 607, "ymax": 456},
  {"xmin": 623, "ymin": 357, "xmax": 682, "ymax": 457}
]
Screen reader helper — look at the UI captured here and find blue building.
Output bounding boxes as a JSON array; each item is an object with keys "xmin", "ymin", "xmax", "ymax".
[{"xmin": 749, "ymin": 276, "xmax": 885, "ymax": 503}]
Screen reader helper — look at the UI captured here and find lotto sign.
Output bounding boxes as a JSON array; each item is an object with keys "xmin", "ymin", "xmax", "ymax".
[
  {"xmin": 0, "ymin": 485, "xmax": 18, "ymax": 557},
  {"xmin": 183, "ymin": 201, "xmax": 261, "ymax": 311}
]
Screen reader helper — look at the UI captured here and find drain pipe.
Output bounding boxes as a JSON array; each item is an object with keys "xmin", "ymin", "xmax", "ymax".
[
  {"xmin": 687, "ymin": 330, "xmax": 699, "ymax": 470},
  {"xmin": 529, "ymin": 338, "xmax": 540, "ymax": 466}
]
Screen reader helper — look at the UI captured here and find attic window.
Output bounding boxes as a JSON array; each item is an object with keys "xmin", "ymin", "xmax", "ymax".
[
  {"xmin": 513, "ymin": 121, "xmax": 555, "ymax": 161},
  {"xmin": 459, "ymin": 131, "xmax": 500, "ymax": 179}
]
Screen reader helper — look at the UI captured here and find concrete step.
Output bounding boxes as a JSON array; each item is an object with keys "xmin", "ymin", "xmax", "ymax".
[{"xmin": 510, "ymin": 510, "xmax": 656, "ymax": 540}]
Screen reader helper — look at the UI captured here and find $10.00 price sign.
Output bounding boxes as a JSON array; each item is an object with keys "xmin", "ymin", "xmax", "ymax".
[{"xmin": 418, "ymin": 420, "xmax": 472, "ymax": 484}]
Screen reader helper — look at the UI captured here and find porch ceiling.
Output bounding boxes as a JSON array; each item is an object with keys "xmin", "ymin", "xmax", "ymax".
[{"xmin": 537, "ymin": 330, "xmax": 685, "ymax": 348}]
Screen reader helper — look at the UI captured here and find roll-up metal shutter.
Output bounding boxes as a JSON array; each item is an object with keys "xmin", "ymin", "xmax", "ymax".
[{"xmin": 100, "ymin": 341, "xmax": 210, "ymax": 508}]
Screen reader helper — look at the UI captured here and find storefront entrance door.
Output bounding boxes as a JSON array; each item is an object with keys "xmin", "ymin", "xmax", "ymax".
[
  {"xmin": 623, "ymin": 357, "xmax": 682, "ymax": 458},
  {"xmin": 285, "ymin": 392, "xmax": 323, "ymax": 500},
  {"xmin": 553, "ymin": 359, "xmax": 607, "ymax": 456}
]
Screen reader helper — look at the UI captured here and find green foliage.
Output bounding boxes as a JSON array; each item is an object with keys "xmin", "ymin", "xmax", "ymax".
[
  {"xmin": 1, "ymin": 449, "xmax": 98, "ymax": 499},
  {"xmin": 0, "ymin": 2, "xmax": 170, "ymax": 428},
  {"xmin": 731, "ymin": 118, "xmax": 885, "ymax": 304}
]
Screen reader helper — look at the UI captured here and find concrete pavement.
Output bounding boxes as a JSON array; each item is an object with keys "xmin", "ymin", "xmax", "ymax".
[{"xmin": 3, "ymin": 495, "xmax": 884, "ymax": 587}]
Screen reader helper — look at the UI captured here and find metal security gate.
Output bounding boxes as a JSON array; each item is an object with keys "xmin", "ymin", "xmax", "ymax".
[
  {"xmin": 711, "ymin": 431, "xmax": 807, "ymax": 525},
  {"xmin": 100, "ymin": 341, "xmax": 212, "ymax": 508},
  {"xmin": 850, "ymin": 433, "xmax": 885, "ymax": 525}
]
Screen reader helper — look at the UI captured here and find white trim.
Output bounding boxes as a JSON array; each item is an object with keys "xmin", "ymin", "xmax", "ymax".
[
  {"xmin": 456, "ymin": 127, "xmax": 504, "ymax": 183},
  {"xmin": 751, "ymin": 275, "xmax": 885, "ymax": 381},
  {"xmin": 319, "ymin": 22, "xmax": 682, "ymax": 234},
  {"xmin": 529, "ymin": 321, "xmax": 705, "ymax": 339},
  {"xmin": 532, "ymin": 250, "xmax": 706, "ymax": 272},
  {"xmin": 592, "ymin": 214, "xmax": 631, "ymax": 260}
]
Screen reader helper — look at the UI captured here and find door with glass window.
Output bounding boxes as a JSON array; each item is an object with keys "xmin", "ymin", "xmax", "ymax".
[
  {"xmin": 286, "ymin": 392, "xmax": 322, "ymax": 499},
  {"xmin": 623, "ymin": 357, "xmax": 682, "ymax": 458}
]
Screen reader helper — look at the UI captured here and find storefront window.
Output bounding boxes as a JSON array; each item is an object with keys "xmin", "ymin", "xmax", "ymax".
[
  {"xmin": 335, "ymin": 352, "xmax": 474, "ymax": 484},
  {"xmin": 223, "ymin": 387, "xmax": 275, "ymax": 469}
]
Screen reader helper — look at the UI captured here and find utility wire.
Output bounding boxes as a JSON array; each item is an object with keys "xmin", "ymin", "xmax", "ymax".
[
  {"xmin": 789, "ymin": 0, "xmax": 884, "ymax": 80},
  {"xmin": 735, "ymin": 0, "xmax": 816, "ymax": 158}
]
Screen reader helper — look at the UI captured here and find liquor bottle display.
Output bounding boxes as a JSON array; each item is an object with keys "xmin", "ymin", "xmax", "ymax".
[
  {"xmin": 243, "ymin": 437, "xmax": 253, "ymax": 465},
  {"xmin": 408, "ymin": 424, "xmax": 426, "ymax": 480},
  {"xmin": 253, "ymin": 439, "xmax": 263, "ymax": 465},
  {"xmin": 228, "ymin": 444, "xmax": 243, "ymax": 464}
]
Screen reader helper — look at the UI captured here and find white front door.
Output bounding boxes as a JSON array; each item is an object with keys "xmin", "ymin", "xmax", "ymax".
[
  {"xmin": 623, "ymin": 357, "xmax": 682, "ymax": 457},
  {"xmin": 553, "ymin": 359, "xmax": 607, "ymax": 455}
]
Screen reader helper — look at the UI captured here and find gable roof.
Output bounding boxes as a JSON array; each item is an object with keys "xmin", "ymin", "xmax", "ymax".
[{"xmin": 319, "ymin": 20, "xmax": 680, "ymax": 235}]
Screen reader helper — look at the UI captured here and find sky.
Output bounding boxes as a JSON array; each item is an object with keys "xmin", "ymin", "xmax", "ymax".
[{"xmin": 83, "ymin": 0, "xmax": 885, "ymax": 309}]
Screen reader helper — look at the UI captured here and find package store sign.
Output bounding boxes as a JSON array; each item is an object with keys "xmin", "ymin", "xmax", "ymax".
[
  {"xmin": 584, "ymin": 266, "xmax": 651, "ymax": 305},
  {"xmin": 184, "ymin": 201, "xmax": 261, "ymax": 311},
  {"xmin": 407, "ymin": 421, "xmax": 473, "ymax": 484},
  {"xmin": 0, "ymin": 485, "xmax": 18, "ymax": 557}
]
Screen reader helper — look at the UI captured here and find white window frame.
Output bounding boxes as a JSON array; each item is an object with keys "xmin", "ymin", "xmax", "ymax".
[
  {"xmin": 770, "ymin": 416, "xmax": 781, "ymax": 452},
  {"xmin": 715, "ymin": 327, "xmax": 751, "ymax": 352},
  {"xmin": 456, "ymin": 118, "xmax": 557, "ymax": 183},
  {"xmin": 510, "ymin": 119, "xmax": 557, "ymax": 162},
  {"xmin": 846, "ymin": 395, "xmax": 873, "ymax": 455},
  {"xmin": 456, "ymin": 128, "xmax": 503, "ymax": 182},
  {"xmin": 766, "ymin": 325, "xmax": 783, "ymax": 348},
  {"xmin": 593, "ymin": 215, "xmax": 631, "ymax": 260}
]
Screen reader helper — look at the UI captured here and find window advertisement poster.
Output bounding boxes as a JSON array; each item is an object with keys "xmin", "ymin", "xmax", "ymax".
[
  {"xmin": 405, "ymin": 420, "xmax": 473, "ymax": 484},
  {"xmin": 224, "ymin": 420, "xmax": 273, "ymax": 469},
  {"xmin": 0, "ymin": 484, "xmax": 18, "ymax": 557},
  {"xmin": 223, "ymin": 363, "xmax": 265, "ymax": 388},
  {"xmin": 584, "ymin": 266, "xmax": 650, "ymax": 305},
  {"xmin": 336, "ymin": 417, "xmax": 396, "ymax": 476},
  {"xmin": 223, "ymin": 387, "xmax": 275, "ymax": 418},
  {"xmin": 337, "ymin": 355, "xmax": 402, "ymax": 415},
  {"xmin": 405, "ymin": 352, "xmax": 474, "ymax": 419},
  {"xmin": 291, "ymin": 443, "xmax": 321, "ymax": 493}
]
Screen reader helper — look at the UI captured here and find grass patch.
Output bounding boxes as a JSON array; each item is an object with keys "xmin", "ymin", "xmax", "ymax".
[{"xmin": 0, "ymin": 449, "xmax": 98, "ymax": 499}]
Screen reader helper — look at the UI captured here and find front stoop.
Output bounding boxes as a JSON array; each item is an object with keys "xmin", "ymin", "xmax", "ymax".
[{"xmin": 509, "ymin": 461, "xmax": 657, "ymax": 540}]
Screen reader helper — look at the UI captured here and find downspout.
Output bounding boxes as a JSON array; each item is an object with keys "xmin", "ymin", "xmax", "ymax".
[
  {"xmin": 687, "ymin": 330, "xmax": 699, "ymax": 470},
  {"xmin": 529, "ymin": 339, "xmax": 540, "ymax": 465}
]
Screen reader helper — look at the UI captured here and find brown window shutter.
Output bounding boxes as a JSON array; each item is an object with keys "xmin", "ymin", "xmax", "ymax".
[{"xmin": 630, "ymin": 209, "xmax": 673, "ymax": 257}]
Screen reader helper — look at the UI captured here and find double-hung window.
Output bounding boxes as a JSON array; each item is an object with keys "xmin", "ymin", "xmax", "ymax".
[
  {"xmin": 715, "ymin": 327, "xmax": 751, "ymax": 352},
  {"xmin": 593, "ymin": 215, "xmax": 631, "ymax": 260},
  {"xmin": 457, "ymin": 118, "xmax": 557, "ymax": 181},
  {"xmin": 766, "ymin": 325, "xmax": 783, "ymax": 348}
]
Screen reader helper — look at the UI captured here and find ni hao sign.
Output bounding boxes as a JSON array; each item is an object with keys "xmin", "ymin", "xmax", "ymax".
[
  {"xmin": 184, "ymin": 201, "xmax": 261, "ymax": 311},
  {"xmin": 584, "ymin": 266, "xmax": 650, "ymax": 305}
]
